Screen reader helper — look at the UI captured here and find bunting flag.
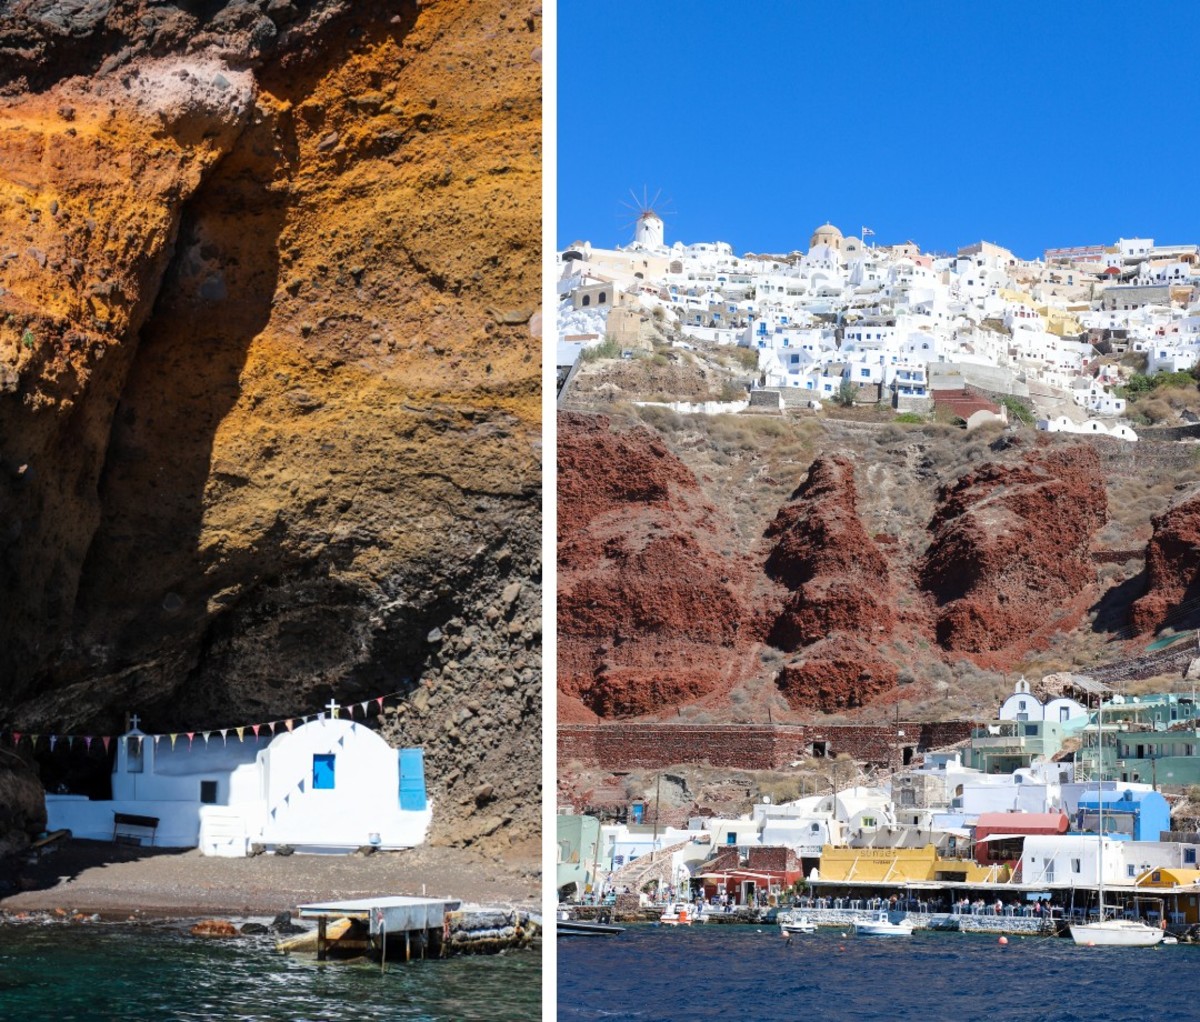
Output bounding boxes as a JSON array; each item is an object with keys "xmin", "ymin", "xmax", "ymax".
[{"xmin": 1, "ymin": 686, "xmax": 411, "ymax": 755}]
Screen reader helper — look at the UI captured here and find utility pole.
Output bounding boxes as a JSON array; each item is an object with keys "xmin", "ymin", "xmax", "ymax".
[{"xmin": 652, "ymin": 773, "xmax": 662, "ymax": 861}]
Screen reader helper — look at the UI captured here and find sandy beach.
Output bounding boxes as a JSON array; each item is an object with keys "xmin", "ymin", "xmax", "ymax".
[{"xmin": 0, "ymin": 838, "xmax": 540, "ymax": 920}]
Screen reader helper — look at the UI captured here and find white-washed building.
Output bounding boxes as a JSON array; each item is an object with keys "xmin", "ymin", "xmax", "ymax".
[{"xmin": 47, "ymin": 712, "xmax": 431, "ymax": 856}]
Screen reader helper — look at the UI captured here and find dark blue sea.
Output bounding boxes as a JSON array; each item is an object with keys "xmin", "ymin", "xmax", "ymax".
[
  {"xmin": 558, "ymin": 923, "xmax": 1200, "ymax": 1022},
  {"xmin": 0, "ymin": 921, "xmax": 539, "ymax": 1020}
]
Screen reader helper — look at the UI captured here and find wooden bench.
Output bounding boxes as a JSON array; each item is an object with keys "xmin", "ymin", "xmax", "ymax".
[{"xmin": 113, "ymin": 812, "xmax": 159, "ymax": 846}]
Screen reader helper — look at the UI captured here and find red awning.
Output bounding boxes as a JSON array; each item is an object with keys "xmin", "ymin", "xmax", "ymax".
[{"xmin": 974, "ymin": 812, "xmax": 1069, "ymax": 838}]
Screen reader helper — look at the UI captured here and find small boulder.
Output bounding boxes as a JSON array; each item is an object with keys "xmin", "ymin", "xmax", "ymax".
[{"xmin": 191, "ymin": 919, "xmax": 238, "ymax": 937}]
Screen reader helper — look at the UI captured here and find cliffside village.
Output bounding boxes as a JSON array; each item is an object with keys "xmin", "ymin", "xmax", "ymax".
[
  {"xmin": 557, "ymin": 216, "xmax": 1200, "ymax": 439},
  {"xmin": 557, "ymin": 673, "xmax": 1200, "ymax": 930}
]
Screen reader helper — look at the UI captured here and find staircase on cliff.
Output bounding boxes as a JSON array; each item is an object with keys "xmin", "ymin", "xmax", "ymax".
[{"xmin": 606, "ymin": 839, "xmax": 695, "ymax": 894}]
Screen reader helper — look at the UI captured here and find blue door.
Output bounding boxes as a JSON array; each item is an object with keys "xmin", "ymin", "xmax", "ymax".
[{"xmin": 399, "ymin": 748, "xmax": 427, "ymax": 811}]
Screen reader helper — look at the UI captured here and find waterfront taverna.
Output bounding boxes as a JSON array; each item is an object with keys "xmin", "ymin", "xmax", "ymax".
[{"xmin": 46, "ymin": 707, "xmax": 431, "ymax": 855}]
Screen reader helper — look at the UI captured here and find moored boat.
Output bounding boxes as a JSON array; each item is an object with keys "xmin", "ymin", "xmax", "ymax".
[
  {"xmin": 557, "ymin": 906, "xmax": 625, "ymax": 937},
  {"xmin": 1068, "ymin": 701, "xmax": 1164, "ymax": 948},
  {"xmin": 659, "ymin": 902, "xmax": 695, "ymax": 926},
  {"xmin": 778, "ymin": 909, "xmax": 816, "ymax": 935},
  {"xmin": 1068, "ymin": 916, "xmax": 1163, "ymax": 947},
  {"xmin": 853, "ymin": 911, "xmax": 914, "ymax": 937}
]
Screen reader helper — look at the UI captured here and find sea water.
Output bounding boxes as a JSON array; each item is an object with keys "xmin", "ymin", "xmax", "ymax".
[
  {"xmin": 559, "ymin": 923, "xmax": 1200, "ymax": 1022},
  {"xmin": 0, "ymin": 921, "xmax": 539, "ymax": 1020}
]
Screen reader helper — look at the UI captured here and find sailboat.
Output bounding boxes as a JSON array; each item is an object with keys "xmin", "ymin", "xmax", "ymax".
[{"xmin": 1069, "ymin": 699, "xmax": 1164, "ymax": 947}]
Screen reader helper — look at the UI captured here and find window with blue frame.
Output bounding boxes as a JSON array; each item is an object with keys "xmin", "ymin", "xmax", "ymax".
[{"xmin": 313, "ymin": 754, "xmax": 336, "ymax": 789}]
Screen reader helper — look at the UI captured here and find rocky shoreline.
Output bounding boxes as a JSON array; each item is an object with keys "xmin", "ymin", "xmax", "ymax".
[{"xmin": 0, "ymin": 838, "xmax": 539, "ymax": 921}]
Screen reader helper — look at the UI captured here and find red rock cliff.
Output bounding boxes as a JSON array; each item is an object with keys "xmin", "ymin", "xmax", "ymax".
[
  {"xmin": 1130, "ymin": 491, "xmax": 1200, "ymax": 635},
  {"xmin": 557, "ymin": 412, "xmax": 761, "ymax": 719},
  {"xmin": 765, "ymin": 455, "xmax": 896, "ymax": 650},
  {"xmin": 919, "ymin": 444, "xmax": 1107, "ymax": 654}
]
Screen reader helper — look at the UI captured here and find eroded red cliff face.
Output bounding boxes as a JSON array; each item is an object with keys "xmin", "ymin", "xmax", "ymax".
[
  {"xmin": 558, "ymin": 415, "xmax": 1124, "ymax": 722},
  {"xmin": 1130, "ymin": 492, "xmax": 1200, "ymax": 635},
  {"xmin": 763, "ymin": 455, "xmax": 901, "ymax": 712},
  {"xmin": 919, "ymin": 444, "xmax": 1107, "ymax": 654},
  {"xmin": 765, "ymin": 456, "xmax": 897, "ymax": 650},
  {"xmin": 557, "ymin": 413, "xmax": 762, "ymax": 720}
]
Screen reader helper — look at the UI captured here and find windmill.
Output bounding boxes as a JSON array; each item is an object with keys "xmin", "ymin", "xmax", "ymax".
[{"xmin": 618, "ymin": 186, "xmax": 673, "ymax": 249}]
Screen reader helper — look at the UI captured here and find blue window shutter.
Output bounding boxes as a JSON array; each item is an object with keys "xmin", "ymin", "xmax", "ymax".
[
  {"xmin": 313, "ymin": 754, "xmax": 336, "ymax": 789},
  {"xmin": 399, "ymin": 748, "xmax": 427, "ymax": 811}
]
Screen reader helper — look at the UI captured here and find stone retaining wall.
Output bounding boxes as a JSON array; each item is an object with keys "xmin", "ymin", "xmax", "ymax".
[{"xmin": 558, "ymin": 721, "xmax": 976, "ymax": 771}]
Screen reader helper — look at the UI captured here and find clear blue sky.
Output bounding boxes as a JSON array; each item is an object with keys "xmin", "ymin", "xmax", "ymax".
[{"xmin": 557, "ymin": 1, "xmax": 1200, "ymax": 260}]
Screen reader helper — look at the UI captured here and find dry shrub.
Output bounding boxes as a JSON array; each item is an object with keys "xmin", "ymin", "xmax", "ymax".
[
  {"xmin": 635, "ymin": 404, "xmax": 683, "ymax": 433},
  {"xmin": 1138, "ymin": 396, "xmax": 1175, "ymax": 424}
]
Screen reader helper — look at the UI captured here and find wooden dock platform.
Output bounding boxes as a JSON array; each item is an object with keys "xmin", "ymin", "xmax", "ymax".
[{"xmin": 297, "ymin": 896, "xmax": 461, "ymax": 961}]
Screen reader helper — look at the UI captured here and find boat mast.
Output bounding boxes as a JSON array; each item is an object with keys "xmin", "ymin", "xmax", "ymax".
[{"xmin": 1097, "ymin": 698, "xmax": 1106, "ymax": 921}]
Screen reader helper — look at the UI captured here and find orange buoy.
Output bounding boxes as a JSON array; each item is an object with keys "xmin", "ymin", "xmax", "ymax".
[{"xmin": 998, "ymin": 936, "xmax": 1008, "ymax": 945}]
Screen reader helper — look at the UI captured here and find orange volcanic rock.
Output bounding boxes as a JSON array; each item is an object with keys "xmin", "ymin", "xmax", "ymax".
[
  {"xmin": 558, "ymin": 412, "xmax": 762, "ymax": 718},
  {"xmin": 920, "ymin": 444, "xmax": 1106, "ymax": 653},
  {"xmin": 765, "ymin": 455, "xmax": 897, "ymax": 651},
  {"xmin": 1130, "ymin": 491, "xmax": 1200, "ymax": 635},
  {"xmin": 190, "ymin": 919, "xmax": 239, "ymax": 938}
]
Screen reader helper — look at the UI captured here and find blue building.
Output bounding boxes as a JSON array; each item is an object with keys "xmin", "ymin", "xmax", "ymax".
[{"xmin": 1075, "ymin": 788, "xmax": 1170, "ymax": 842}]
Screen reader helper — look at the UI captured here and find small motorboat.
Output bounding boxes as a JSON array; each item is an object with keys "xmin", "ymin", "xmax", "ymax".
[
  {"xmin": 853, "ymin": 911, "xmax": 914, "ymax": 937},
  {"xmin": 778, "ymin": 910, "xmax": 817, "ymax": 935},
  {"xmin": 556, "ymin": 906, "xmax": 625, "ymax": 937},
  {"xmin": 659, "ymin": 903, "xmax": 695, "ymax": 926}
]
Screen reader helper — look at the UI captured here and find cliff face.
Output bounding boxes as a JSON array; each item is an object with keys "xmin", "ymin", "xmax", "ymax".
[
  {"xmin": 766, "ymin": 456, "xmax": 896, "ymax": 651},
  {"xmin": 557, "ymin": 413, "xmax": 761, "ymax": 720},
  {"xmin": 0, "ymin": 0, "xmax": 541, "ymax": 849},
  {"xmin": 558, "ymin": 414, "xmax": 1128, "ymax": 723},
  {"xmin": 1131, "ymin": 492, "xmax": 1200, "ymax": 635},
  {"xmin": 764, "ymin": 456, "xmax": 901, "ymax": 712},
  {"xmin": 920, "ymin": 445, "xmax": 1107, "ymax": 655}
]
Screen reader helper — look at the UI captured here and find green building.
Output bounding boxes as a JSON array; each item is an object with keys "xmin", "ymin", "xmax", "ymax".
[
  {"xmin": 557, "ymin": 813, "xmax": 601, "ymax": 902},
  {"xmin": 968, "ymin": 719, "xmax": 1069, "ymax": 774}
]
